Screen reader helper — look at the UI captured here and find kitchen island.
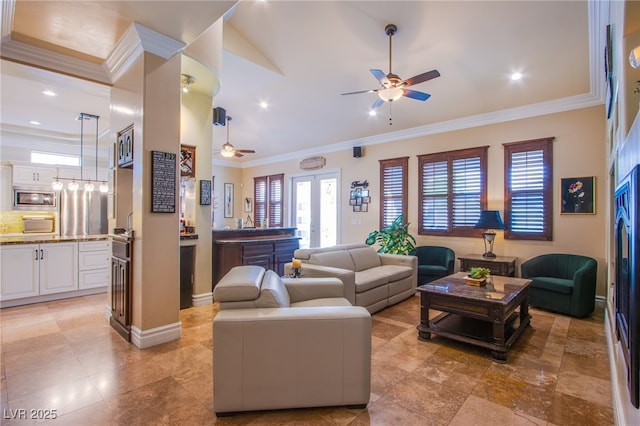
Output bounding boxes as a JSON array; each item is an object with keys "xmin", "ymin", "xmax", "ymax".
[
  {"xmin": 212, "ymin": 227, "xmax": 300, "ymax": 288},
  {"xmin": 0, "ymin": 234, "xmax": 110, "ymax": 308}
]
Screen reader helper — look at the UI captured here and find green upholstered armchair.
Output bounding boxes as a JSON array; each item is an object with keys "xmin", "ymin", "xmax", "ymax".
[
  {"xmin": 520, "ymin": 253, "xmax": 597, "ymax": 317},
  {"xmin": 412, "ymin": 246, "xmax": 455, "ymax": 284}
]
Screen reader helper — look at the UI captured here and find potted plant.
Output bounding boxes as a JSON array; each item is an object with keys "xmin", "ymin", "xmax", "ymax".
[
  {"xmin": 365, "ymin": 215, "xmax": 416, "ymax": 255},
  {"xmin": 466, "ymin": 267, "xmax": 491, "ymax": 286}
]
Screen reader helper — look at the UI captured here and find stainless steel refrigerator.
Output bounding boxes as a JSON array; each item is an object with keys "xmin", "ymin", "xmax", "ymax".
[{"xmin": 60, "ymin": 189, "xmax": 108, "ymax": 236}]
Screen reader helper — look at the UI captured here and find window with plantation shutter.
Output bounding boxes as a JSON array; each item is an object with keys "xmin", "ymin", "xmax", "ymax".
[
  {"xmin": 254, "ymin": 174, "xmax": 284, "ymax": 227},
  {"xmin": 503, "ymin": 137, "xmax": 553, "ymax": 240},
  {"xmin": 418, "ymin": 147, "xmax": 488, "ymax": 236},
  {"xmin": 379, "ymin": 157, "xmax": 408, "ymax": 229},
  {"xmin": 268, "ymin": 173, "xmax": 284, "ymax": 227}
]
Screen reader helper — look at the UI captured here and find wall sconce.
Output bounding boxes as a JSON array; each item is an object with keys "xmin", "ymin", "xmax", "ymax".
[
  {"xmin": 181, "ymin": 74, "xmax": 196, "ymax": 93},
  {"xmin": 474, "ymin": 210, "xmax": 506, "ymax": 258}
]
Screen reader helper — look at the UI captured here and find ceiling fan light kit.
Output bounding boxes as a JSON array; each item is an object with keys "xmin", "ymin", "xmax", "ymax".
[
  {"xmin": 342, "ymin": 23, "xmax": 440, "ymax": 112},
  {"xmin": 219, "ymin": 116, "xmax": 256, "ymax": 158}
]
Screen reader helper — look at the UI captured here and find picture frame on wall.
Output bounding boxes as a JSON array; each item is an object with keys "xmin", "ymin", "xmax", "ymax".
[
  {"xmin": 180, "ymin": 145, "xmax": 196, "ymax": 177},
  {"xmin": 561, "ymin": 176, "xmax": 595, "ymax": 214},
  {"xmin": 244, "ymin": 197, "xmax": 253, "ymax": 213},
  {"xmin": 224, "ymin": 183, "xmax": 234, "ymax": 218},
  {"xmin": 199, "ymin": 180, "xmax": 212, "ymax": 205}
]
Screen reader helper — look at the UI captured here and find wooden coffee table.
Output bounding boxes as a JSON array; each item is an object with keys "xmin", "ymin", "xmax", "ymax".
[{"xmin": 416, "ymin": 272, "xmax": 532, "ymax": 363}]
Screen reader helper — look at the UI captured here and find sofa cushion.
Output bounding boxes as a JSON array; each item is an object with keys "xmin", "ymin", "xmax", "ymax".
[
  {"xmin": 291, "ymin": 298, "xmax": 352, "ymax": 307},
  {"xmin": 529, "ymin": 277, "xmax": 574, "ymax": 295},
  {"xmin": 377, "ymin": 264, "xmax": 413, "ymax": 282},
  {"xmin": 354, "ymin": 268, "xmax": 389, "ymax": 292},
  {"xmin": 256, "ymin": 270, "xmax": 291, "ymax": 308},
  {"xmin": 214, "ymin": 265, "xmax": 265, "ymax": 302},
  {"xmin": 309, "ymin": 250, "xmax": 355, "ymax": 271},
  {"xmin": 349, "ymin": 247, "xmax": 382, "ymax": 272}
]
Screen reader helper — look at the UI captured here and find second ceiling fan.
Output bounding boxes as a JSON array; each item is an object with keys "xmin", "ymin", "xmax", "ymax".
[
  {"xmin": 220, "ymin": 116, "xmax": 255, "ymax": 158},
  {"xmin": 342, "ymin": 24, "xmax": 440, "ymax": 110}
]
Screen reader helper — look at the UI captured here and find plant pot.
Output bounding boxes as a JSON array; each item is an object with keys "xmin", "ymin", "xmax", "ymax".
[{"xmin": 465, "ymin": 276, "xmax": 487, "ymax": 287}]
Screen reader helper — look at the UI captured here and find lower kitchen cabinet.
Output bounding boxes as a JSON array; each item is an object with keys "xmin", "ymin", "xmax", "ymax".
[
  {"xmin": 0, "ymin": 242, "xmax": 78, "ymax": 300},
  {"xmin": 78, "ymin": 240, "xmax": 111, "ymax": 289}
]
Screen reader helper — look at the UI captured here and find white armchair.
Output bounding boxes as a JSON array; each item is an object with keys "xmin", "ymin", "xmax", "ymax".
[{"xmin": 212, "ymin": 265, "xmax": 371, "ymax": 415}]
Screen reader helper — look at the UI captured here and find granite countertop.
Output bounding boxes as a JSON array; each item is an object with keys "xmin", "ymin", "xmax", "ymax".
[{"xmin": 0, "ymin": 234, "xmax": 109, "ymax": 245}]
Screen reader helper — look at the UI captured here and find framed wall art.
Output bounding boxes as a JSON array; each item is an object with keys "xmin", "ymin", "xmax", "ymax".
[
  {"xmin": 224, "ymin": 183, "xmax": 234, "ymax": 218},
  {"xmin": 244, "ymin": 197, "xmax": 253, "ymax": 213},
  {"xmin": 180, "ymin": 145, "xmax": 196, "ymax": 178},
  {"xmin": 561, "ymin": 176, "xmax": 595, "ymax": 214},
  {"xmin": 200, "ymin": 180, "xmax": 212, "ymax": 205}
]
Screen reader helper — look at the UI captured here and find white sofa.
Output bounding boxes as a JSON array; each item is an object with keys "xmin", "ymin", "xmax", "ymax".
[
  {"xmin": 287, "ymin": 243, "xmax": 418, "ymax": 313},
  {"xmin": 212, "ymin": 265, "xmax": 371, "ymax": 415}
]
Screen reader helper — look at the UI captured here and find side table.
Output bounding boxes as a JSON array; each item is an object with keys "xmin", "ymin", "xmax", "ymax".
[{"xmin": 458, "ymin": 254, "xmax": 517, "ymax": 277}]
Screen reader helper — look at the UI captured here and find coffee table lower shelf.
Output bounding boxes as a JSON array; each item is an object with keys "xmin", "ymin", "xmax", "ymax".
[{"xmin": 417, "ymin": 311, "xmax": 530, "ymax": 363}]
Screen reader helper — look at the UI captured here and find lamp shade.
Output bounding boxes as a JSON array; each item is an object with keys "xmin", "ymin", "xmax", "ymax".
[{"xmin": 474, "ymin": 210, "xmax": 505, "ymax": 230}]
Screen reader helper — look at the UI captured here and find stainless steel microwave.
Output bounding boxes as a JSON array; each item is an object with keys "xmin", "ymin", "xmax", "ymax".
[{"xmin": 13, "ymin": 188, "xmax": 57, "ymax": 211}]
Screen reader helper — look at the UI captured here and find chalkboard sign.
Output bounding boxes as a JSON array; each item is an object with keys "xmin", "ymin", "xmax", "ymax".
[
  {"xmin": 151, "ymin": 150, "xmax": 176, "ymax": 213},
  {"xmin": 200, "ymin": 180, "xmax": 212, "ymax": 205}
]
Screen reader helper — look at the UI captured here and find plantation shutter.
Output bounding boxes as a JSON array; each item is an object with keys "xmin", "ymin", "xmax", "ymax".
[
  {"xmin": 509, "ymin": 150, "xmax": 545, "ymax": 233},
  {"xmin": 418, "ymin": 146, "xmax": 487, "ymax": 236},
  {"xmin": 254, "ymin": 176, "xmax": 267, "ymax": 227},
  {"xmin": 379, "ymin": 157, "xmax": 408, "ymax": 229},
  {"xmin": 452, "ymin": 156, "xmax": 482, "ymax": 229},
  {"xmin": 503, "ymin": 137, "xmax": 553, "ymax": 241},
  {"xmin": 268, "ymin": 173, "xmax": 284, "ymax": 227},
  {"xmin": 420, "ymin": 160, "xmax": 448, "ymax": 231}
]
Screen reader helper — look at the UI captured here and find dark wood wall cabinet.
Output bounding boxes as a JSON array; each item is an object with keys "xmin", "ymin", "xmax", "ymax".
[
  {"xmin": 212, "ymin": 228, "xmax": 300, "ymax": 288},
  {"xmin": 458, "ymin": 254, "xmax": 517, "ymax": 277}
]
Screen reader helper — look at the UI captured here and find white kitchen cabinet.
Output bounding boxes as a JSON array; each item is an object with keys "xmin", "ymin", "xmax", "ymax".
[
  {"xmin": 78, "ymin": 240, "xmax": 110, "ymax": 289},
  {"xmin": 0, "ymin": 244, "xmax": 39, "ymax": 299},
  {"xmin": 12, "ymin": 165, "xmax": 58, "ymax": 186},
  {"xmin": 0, "ymin": 242, "xmax": 78, "ymax": 301},
  {"xmin": 0, "ymin": 164, "xmax": 12, "ymax": 210}
]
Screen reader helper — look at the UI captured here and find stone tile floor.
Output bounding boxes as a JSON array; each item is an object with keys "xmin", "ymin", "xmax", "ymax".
[{"xmin": 0, "ymin": 293, "xmax": 613, "ymax": 425}]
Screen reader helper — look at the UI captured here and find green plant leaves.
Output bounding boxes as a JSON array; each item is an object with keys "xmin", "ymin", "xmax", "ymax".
[{"xmin": 365, "ymin": 215, "xmax": 416, "ymax": 255}]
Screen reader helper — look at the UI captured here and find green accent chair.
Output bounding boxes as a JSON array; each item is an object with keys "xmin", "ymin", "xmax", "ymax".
[
  {"xmin": 412, "ymin": 246, "xmax": 455, "ymax": 284},
  {"xmin": 520, "ymin": 253, "xmax": 597, "ymax": 317}
]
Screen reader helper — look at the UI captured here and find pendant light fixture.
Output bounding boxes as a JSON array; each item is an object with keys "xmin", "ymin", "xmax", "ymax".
[{"xmin": 51, "ymin": 112, "xmax": 108, "ymax": 192}]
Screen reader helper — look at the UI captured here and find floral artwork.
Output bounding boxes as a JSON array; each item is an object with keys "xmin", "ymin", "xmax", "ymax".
[{"xmin": 561, "ymin": 177, "xmax": 595, "ymax": 214}]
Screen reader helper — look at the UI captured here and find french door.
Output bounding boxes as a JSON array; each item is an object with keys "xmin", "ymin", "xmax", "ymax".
[{"xmin": 291, "ymin": 172, "xmax": 339, "ymax": 248}]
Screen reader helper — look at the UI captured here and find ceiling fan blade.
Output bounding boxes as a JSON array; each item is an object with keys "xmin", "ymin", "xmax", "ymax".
[
  {"xmin": 371, "ymin": 97, "xmax": 385, "ymax": 110},
  {"xmin": 236, "ymin": 149, "xmax": 256, "ymax": 154},
  {"xmin": 402, "ymin": 89, "xmax": 431, "ymax": 101},
  {"xmin": 234, "ymin": 152, "xmax": 244, "ymax": 158},
  {"xmin": 370, "ymin": 69, "xmax": 390, "ymax": 87},
  {"xmin": 341, "ymin": 89, "xmax": 376, "ymax": 96},
  {"xmin": 404, "ymin": 70, "xmax": 441, "ymax": 87}
]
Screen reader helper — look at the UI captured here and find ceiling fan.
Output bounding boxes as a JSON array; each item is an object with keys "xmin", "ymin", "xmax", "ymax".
[
  {"xmin": 220, "ymin": 116, "xmax": 255, "ymax": 158},
  {"xmin": 341, "ymin": 24, "xmax": 440, "ymax": 110}
]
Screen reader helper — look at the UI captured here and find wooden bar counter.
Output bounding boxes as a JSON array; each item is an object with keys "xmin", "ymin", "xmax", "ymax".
[{"xmin": 212, "ymin": 227, "xmax": 300, "ymax": 288}]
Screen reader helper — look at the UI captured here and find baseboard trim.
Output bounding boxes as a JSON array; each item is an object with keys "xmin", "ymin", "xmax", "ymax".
[
  {"xmin": 192, "ymin": 292, "xmax": 213, "ymax": 307},
  {"xmin": 130, "ymin": 321, "xmax": 181, "ymax": 349}
]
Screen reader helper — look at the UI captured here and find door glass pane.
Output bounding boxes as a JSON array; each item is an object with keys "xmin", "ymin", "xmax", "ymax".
[
  {"xmin": 320, "ymin": 177, "xmax": 337, "ymax": 247},
  {"xmin": 295, "ymin": 181, "xmax": 311, "ymax": 249}
]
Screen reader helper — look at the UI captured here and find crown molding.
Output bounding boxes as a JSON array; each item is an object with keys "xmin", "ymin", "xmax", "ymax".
[
  {"xmin": 105, "ymin": 22, "xmax": 186, "ymax": 82},
  {"xmin": 0, "ymin": 38, "xmax": 112, "ymax": 84}
]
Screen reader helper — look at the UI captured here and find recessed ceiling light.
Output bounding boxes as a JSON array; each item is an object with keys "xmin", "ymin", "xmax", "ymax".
[
  {"xmin": 369, "ymin": 110, "xmax": 377, "ymax": 116},
  {"xmin": 42, "ymin": 90, "xmax": 57, "ymax": 96},
  {"xmin": 30, "ymin": 120, "xmax": 41, "ymax": 125},
  {"xmin": 260, "ymin": 101, "xmax": 269, "ymax": 109},
  {"xmin": 510, "ymin": 72, "xmax": 523, "ymax": 81}
]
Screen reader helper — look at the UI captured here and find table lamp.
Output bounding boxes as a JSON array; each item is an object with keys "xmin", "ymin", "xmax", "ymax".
[{"xmin": 474, "ymin": 210, "xmax": 506, "ymax": 258}]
